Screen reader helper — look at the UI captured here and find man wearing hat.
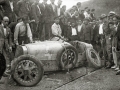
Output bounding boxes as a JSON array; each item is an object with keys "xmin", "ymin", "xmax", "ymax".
[
  {"xmin": 108, "ymin": 11, "xmax": 116, "ymax": 22},
  {"xmin": 98, "ymin": 14, "xmax": 112, "ymax": 68},
  {"xmin": 80, "ymin": 18, "xmax": 93, "ymax": 43}
]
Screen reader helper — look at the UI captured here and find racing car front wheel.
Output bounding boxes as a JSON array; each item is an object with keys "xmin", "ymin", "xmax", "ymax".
[
  {"xmin": 57, "ymin": 46, "xmax": 78, "ymax": 70},
  {"xmin": 86, "ymin": 48, "xmax": 101, "ymax": 68},
  {"xmin": 11, "ymin": 55, "xmax": 44, "ymax": 87}
]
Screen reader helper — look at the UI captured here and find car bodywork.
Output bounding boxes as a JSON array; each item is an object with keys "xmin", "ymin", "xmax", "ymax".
[{"xmin": 11, "ymin": 40, "xmax": 101, "ymax": 87}]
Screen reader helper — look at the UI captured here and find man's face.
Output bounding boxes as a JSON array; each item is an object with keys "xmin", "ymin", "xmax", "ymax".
[
  {"xmin": 70, "ymin": 9, "xmax": 75, "ymax": 15},
  {"xmin": 3, "ymin": 18, "xmax": 9, "ymax": 26},
  {"xmin": 58, "ymin": 0, "xmax": 62, "ymax": 6},
  {"xmin": 77, "ymin": 20, "xmax": 82, "ymax": 25},
  {"xmin": 113, "ymin": 17, "xmax": 118, "ymax": 24},
  {"xmin": 54, "ymin": 19, "xmax": 59, "ymax": 24},
  {"xmin": 50, "ymin": 0, "xmax": 55, "ymax": 4},
  {"xmin": 71, "ymin": 22, "xmax": 75, "ymax": 27},
  {"xmin": 84, "ymin": 20, "xmax": 89, "ymax": 25},
  {"xmin": 103, "ymin": 17, "xmax": 107, "ymax": 23}
]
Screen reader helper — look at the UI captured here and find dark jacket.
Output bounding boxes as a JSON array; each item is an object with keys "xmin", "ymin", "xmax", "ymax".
[
  {"xmin": 48, "ymin": 4, "xmax": 57, "ymax": 23},
  {"xmin": 0, "ymin": 0, "xmax": 16, "ymax": 22},
  {"xmin": 80, "ymin": 23, "xmax": 93, "ymax": 42},
  {"xmin": 39, "ymin": 3, "xmax": 50, "ymax": 23},
  {"xmin": 92, "ymin": 24, "xmax": 99, "ymax": 42},
  {"xmin": 0, "ymin": 25, "xmax": 12, "ymax": 53},
  {"xmin": 67, "ymin": 26, "xmax": 79, "ymax": 41},
  {"xmin": 17, "ymin": 0, "xmax": 31, "ymax": 17},
  {"xmin": 30, "ymin": 3, "xmax": 42, "ymax": 23}
]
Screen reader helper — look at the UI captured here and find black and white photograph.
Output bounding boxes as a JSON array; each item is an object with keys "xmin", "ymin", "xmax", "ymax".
[{"xmin": 0, "ymin": 0, "xmax": 120, "ymax": 90}]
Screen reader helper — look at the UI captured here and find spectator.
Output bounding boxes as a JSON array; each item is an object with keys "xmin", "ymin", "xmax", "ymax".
[
  {"xmin": 48, "ymin": 0, "xmax": 57, "ymax": 39},
  {"xmin": 79, "ymin": 10, "xmax": 85, "ymax": 21},
  {"xmin": 92, "ymin": 19, "xmax": 99, "ymax": 52},
  {"xmin": 0, "ymin": 0, "xmax": 16, "ymax": 22},
  {"xmin": 57, "ymin": 0, "xmax": 62, "ymax": 16},
  {"xmin": 51, "ymin": 17, "xmax": 62, "ymax": 40},
  {"xmin": 14, "ymin": 16, "xmax": 33, "ymax": 45},
  {"xmin": 30, "ymin": 0, "xmax": 43, "ymax": 40},
  {"xmin": 60, "ymin": 5, "xmax": 66, "ymax": 15},
  {"xmin": 40, "ymin": 0, "xmax": 50, "ymax": 40},
  {"xmin": 67, "ymin": 20, "xmax": 79, "ymax": 41},
  {"xmin": 76, "ymin": 19, "xmax": 83, "ymax": 40},
  {"xmin": 0, "ymin": 16, "xmax": 12, "ymax": 76},
  {"xmin": 84, "ymin": 7, "xmax": 89, "ymax": 18},
  {"xmin": 109, "ymin": 22, "xmax": 118, "ymax": 70},
  {"xmin": 90, "ymin": 9, "xmax": 96, "ymax": 20},
  {"xmin": 76, "ymin": 2, "xmax": 81, "ymax": 12},
  {"xmin": 17, "ymin": 0, "xmax": 31, "ymax": 18},
  {"xmin": 80, "ymin": 18, "xmax": 93, "ymax": 43}
]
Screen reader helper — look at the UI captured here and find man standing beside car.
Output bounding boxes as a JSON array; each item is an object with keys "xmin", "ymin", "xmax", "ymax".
[
  {"xmin": 0, "ymin": 16, "xmax": 12, "ymax": 78},
  {"xmin": 14, "ymin": 16, "xmax": 33, "ymax": 45},
  {"xmin": 30, "ymin": 0, "xmax": 43, "ymax": 40}
]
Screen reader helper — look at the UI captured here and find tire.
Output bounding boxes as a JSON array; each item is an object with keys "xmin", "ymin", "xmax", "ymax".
[
  {"xmin": 11, "ymin": 55, "xmax": 44, "ymax": 87},
  {"xmin": 57, "ymin": 46, "xmax": 78, "ymax": 70},
  {"xmin": 86, "ymin": 48, "xmax": 101, "ymax": 68}
]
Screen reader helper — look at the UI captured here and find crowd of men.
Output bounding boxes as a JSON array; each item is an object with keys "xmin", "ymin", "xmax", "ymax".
[{"xmin": 0, "ymin": 0, "xmax": 120, "ymax": 82}]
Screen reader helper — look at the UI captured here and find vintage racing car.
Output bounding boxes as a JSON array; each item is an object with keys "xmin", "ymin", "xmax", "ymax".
[{"xmin": 11, "ymin": 40, "xmax": 101, "ymax": 87}]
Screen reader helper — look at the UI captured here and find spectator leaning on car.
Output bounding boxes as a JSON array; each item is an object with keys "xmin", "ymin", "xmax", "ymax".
[{"xmin": 14, "ymin": 16, "xmax": 33, "ymax": 45}]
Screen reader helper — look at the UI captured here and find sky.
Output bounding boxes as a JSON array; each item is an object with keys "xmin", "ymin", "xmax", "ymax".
[{"xmin": 40, "ymin": 0, "xmax": 90, "ymax": 9}]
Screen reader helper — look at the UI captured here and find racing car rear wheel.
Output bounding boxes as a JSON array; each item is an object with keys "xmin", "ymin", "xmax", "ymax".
[
  {"xmin": 86, "ymin": 48, "xmax": 101, "ymax": 68},
  {"xmin": 57, "ymin": 46, "xmax": 78, "ymax": 70},
  {"xmin": 11, "ymin": 55, "xmax": 44, "ymax": 87}
]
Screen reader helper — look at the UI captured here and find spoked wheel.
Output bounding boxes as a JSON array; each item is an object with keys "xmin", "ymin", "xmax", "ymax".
[
  {"xmin": 86, "ymin": 48, "xmax": 101, "ymax": 68},
  {"xmin": 11, "ymin": 55, "xmax": 44, "ymax": 87},
  {"xmin": 57, "ymin": 46, "xmax": 78, "ymax": 70}
]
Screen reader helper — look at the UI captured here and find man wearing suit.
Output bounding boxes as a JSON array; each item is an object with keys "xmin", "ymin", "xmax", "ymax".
[
  {"xmin": 49, "ymin": 0, "xmax": 57, "ymax": 22},
  {"xmin": 0, "ymin": 0, "xmax": 16, "ymax": 22},
  {"xmin": 47, "ymin": 0, "xmax": 57, "ymax": 39},
  {"xmin": 40, "ymin": 0, "xmax": 51, "ymax": 40},
  {"xmin": 17, "ymin": 0, "xmax": 31, "ymax": 18},
  {"xmin": 57, "ymin": 0, "xmax": 62, "ymax": 16},
  {"xmin": 67, "ymin": 20, "xmax": 79, "ymax": 41},
  {"xmin": 30, "ymin": 0, "xmax": 43, "ymax": 40},
  {"xmin": 76, "ymin": 2, "xmax": 81, "ymax": 12},
  {"xmin": 92, "ymin": 19, "xmax": 99, "ymax": 52},
  {"xmin": 80, "ymin": 18, "xmax": 93, "ymax": 44},
  {"xmin": 0, "ymin": 16, "xmax": 12, "ymax": 78}
]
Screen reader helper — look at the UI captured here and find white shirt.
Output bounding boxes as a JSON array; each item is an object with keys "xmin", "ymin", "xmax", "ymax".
[
  {"xmin": 52, "ymin": 23, "xmax": 62, "ymax": 36},
  {"xmin": 72, "ymin": 27, "xmax": 77, "ymax": 35},
  {"xmin": 2, "ymin": 24, "xmax": 6, "ymax": 36},
  {"xmin": 78, "ymin": 25, "xmax": 82, "ymax": 32},
  {"xmin": 84, "ymin": 11, "xmax": 90, "ymax": 18},
  {"xmin": 9, "ymin": 1, "xmax": 13, "ymax": 12},
  {"xmin": 99, "ymin": 23, "xmax": 104, "ymax": 34}
]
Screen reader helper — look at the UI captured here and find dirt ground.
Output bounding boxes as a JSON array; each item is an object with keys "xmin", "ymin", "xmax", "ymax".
[{"xmin": 0, "ymin": 68, "xmax": 120, "ymax": 90}]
